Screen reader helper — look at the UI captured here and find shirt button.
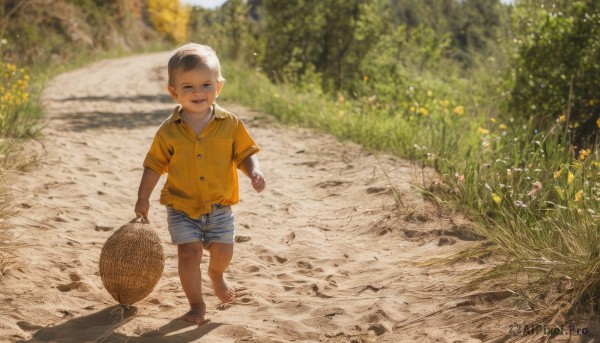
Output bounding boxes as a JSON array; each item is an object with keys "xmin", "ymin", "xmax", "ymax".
[
  {"xmin": 199, "ymin": 176, "xmax": 205, "ymax": 181},
  {"xmin": 197, "ymin": 137, "xmax": 202, "ymax": 142},
  {"xmin": 197, "ymin": 154, "xmax": 202, "ymax": 159}
]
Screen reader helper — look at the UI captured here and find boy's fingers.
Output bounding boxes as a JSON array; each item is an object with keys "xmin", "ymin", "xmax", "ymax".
[{"xmin": 135, "ymin": 212, "xmax": 150, "ymax": 222}]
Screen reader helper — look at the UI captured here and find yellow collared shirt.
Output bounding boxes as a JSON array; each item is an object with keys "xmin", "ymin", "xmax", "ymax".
[{"xmin": 143, "ymin": 104, "xmax": 260, "ymax": 218}]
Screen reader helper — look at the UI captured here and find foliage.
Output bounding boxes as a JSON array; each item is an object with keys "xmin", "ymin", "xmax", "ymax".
[
  {"xmin": 188, "ymin": 0, "xmax": 260, "ymax": 64},
  {"xmin": 146, "ymin": 0, "xmax": 190, "ymax": 43},
  {"xmin": 193, "ymin": 0, "xmax": 510, "ymax": 116},
  {"xmin": 0, "ymin": 63, "xmax": 29, "ymax": 116},
  {"xmin": 255, "ymin": 0, "xmax": 468, "ymax": 98},
  {"xmin": 0, "ymin": 62, "xmax": 40, "ymax": 158},
  {"xmin": 508, "ymin": 0, "xmax": 600, "ymax": 147},
  {"xmin": 0, "ymin": 0, "xmax": 160, "ymax": 67}
]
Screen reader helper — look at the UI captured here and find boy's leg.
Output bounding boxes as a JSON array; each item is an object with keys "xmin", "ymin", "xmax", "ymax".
[
  {"xmin": 177, "ymin": 241, "xmax": 206, "ymax": 323},
  {"xmin": 207, "ymin": 242, "xmax": 235, "ymax": 303}
]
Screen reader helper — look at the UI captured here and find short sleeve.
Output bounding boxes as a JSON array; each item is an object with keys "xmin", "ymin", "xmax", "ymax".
[
  {"xmin": 233, "ymin": 120, "xmax": 260, "ymax": 166},
  {"xmin": 143, "ymin": 128, "xmax": 172, "ymax": 175}
]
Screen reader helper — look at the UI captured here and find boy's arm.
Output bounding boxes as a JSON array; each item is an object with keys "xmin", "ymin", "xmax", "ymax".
[
  {"xmin": 134, "ymin": 167, "xmax": 162, "ymax": 221},
  {"xmin": 239, "ymin": 154, "xmax": 266, "ymax": 193}
]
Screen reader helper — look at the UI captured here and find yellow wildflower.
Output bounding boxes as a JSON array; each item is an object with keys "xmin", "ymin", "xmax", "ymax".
[
  {"xmin": 453, "ymin": 106, "xmax": 464, "ymax": 116},
  {"xmin": 553, "ymin": 169, "xmax": 562, "ymax": 179},
  {"xmin": 499, "ymin": 124, "xmax": 507, "ymax": 130},
  {"xmin": 490, "ymin": 117, "xmax": 497, "ymax": 123},
  {"xmin": 363, "ymin": 75, "xmax": 369, "ymax": 82},
  {"xmin": 409, "ymin": 106, "xmax": 416, "ymax": 113},
  {"xmin": 427, "ymin": 90, "xmax": 433, "ymax": 97},
  {"xmin": 568, "ymin": 171, "xmax": 574, "ymax": 184},
  {"xmin": 579, "ymin": 149, "xmax": 591, "ymax": 161},
  {"xmin": 439, "ymin": 99, "xmax": 449, "ymax": 107},
  {"xmin": 478, "ymin": 128, "xmax": 490, "ymax": 135},
  {"xmin": 575, "ymin": 190, "xmax": 583, "ymax": 202},
  {"xmin": 597, "ymin": 117, "xmax": 600, "ymax": 129},
  {"xmin": 559, "ymin": 114, "xmax": 566, "ymax": 122},
  {"xmin": 418, "ymin": 108, "xmax": 429, "ymax": 116},
  {"xmin": 492, "ymin": 193, "xmax": 501, "ymax": 204}
]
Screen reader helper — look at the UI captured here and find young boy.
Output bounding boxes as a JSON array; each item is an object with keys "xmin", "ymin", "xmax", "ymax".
[{"xmin": 134, "ymin": 43, "xmax": 265, "ymax": 324}]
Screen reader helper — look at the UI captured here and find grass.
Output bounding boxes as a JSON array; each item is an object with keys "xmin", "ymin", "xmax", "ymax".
[{"xmin": 220, "ymin": 59, "xmax": 600, "ymax": 318}]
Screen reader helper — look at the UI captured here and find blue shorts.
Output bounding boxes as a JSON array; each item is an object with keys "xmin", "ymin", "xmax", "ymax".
[{"xmin": 166, "ymin": 204, "xmax": 235, "ymax": 246}]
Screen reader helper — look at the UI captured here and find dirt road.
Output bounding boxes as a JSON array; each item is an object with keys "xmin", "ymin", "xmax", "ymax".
[{"xmin": 0, "ymin": 52, "xmax": 526, "ymax": 342}]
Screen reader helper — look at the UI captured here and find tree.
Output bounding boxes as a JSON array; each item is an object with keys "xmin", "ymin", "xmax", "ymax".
[{"xmin": 508, "ymin": 0, "xmax": 600, "ymax": 147}]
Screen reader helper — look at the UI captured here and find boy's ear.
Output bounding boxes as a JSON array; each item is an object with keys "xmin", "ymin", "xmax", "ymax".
[
  {"xmin": 216, "ymin": 81, "xmax": 224, "ymax": 96},
  {"xmin": 167, "ymin": 85, "xmax": 178, "ymax": 101}
]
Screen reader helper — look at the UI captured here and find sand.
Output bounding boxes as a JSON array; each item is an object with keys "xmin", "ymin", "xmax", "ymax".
[{"xmin": 0, "ymin": 52, "xmax": 559, "ymax": 342}]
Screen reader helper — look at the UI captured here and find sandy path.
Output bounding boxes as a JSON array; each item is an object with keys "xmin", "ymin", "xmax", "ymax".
[{"xmin": 0, "ymin": 52, "xmax": 530, "ymax": 342}]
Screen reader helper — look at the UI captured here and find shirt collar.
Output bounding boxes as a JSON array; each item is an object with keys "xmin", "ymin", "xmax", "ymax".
[{"xmin": 167, "ymin": 104, "xmax": 227, "ymax": 124}]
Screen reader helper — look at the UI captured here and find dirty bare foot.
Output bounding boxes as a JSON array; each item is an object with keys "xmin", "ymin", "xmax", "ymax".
[
  {"xmin": 208, "ymin": 270, "xmax": 236, "ymax": 303},
  {"xmin": 180, "ymin": 303, "xmax": 206, "ymax": 324}
]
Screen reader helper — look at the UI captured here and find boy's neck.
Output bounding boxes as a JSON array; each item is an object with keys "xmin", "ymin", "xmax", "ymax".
[{"xmin": 181, "ymin": 105, "xmax": 213, "ymax": 119}]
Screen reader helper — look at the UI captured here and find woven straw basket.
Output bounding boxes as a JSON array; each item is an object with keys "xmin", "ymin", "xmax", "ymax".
[{"xmin": 99, "ymin": 218, "xmax": 164, "ymax": 306}]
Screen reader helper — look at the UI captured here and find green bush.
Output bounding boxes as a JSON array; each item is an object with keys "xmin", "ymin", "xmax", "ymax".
[{"xmin": 507, "ymin": 0, "xmax": 600, "ymax": 147}]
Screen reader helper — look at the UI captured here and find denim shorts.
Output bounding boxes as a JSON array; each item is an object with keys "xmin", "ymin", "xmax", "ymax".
[{"xmin": 166, "ymin": 204, "xmax": 235, "ymax": 246}]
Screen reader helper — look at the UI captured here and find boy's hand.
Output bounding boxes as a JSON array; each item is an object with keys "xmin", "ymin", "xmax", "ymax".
[
  {"xmin": 250, "ymin": 170, "xmax": 266, "ymax": 193},
  {"xmin": 135, "ymin": 198, "xmax": 150, "ymax": 222}
]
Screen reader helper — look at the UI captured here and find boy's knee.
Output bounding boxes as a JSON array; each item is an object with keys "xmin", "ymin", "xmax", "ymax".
[
  {"xmin": 178, "ymin": 242, "xmax": 204, "ymax": 260},
  {"xmin": 209, "ymin": 242, "xmax": 234, "ymax": 257}
]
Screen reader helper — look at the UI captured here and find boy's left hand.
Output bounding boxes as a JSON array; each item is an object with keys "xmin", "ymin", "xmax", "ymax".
[{"xmin": 250, "ymin": 170, "xmax": 266, "ymax": 193}]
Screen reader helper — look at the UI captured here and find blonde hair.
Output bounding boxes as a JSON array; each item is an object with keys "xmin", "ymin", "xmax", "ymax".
[{"xmin": 167, "ymin": 43, "xmax": 225, "ymax": 85}]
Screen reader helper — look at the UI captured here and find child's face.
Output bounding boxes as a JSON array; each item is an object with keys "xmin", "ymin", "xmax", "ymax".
[{"xmin": 168, "ymin": 66, "xmax": 223, "ymax": 116}]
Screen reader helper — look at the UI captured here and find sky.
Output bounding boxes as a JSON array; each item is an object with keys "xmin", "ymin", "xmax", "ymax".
[
  {"xmin": 181, "ymin": 0, "xmax": 226, "ymax": 9},
  {"xmin": 181, "ymin": 0, "xmax": 515, "ymax": 10}
]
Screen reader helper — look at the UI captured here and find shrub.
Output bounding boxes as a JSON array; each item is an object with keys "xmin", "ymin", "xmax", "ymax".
[{"xmin": 146, "ymin": 0, "xmax": 190, "ymax": 43}]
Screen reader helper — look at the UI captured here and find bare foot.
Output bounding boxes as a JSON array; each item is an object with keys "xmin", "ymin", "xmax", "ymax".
[
  {"xmin": 208, "ymin": 270, "xmax": 236, "ymax": 303},
  {"xmin": 180, "ymin": 303, "xmax": 206, "ymax": 324}
]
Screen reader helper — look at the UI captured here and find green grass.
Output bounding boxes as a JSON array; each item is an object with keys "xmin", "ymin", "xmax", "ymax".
[{"xmin": 220, "ymin": 59, "xmax": 600, "ymax": 316}]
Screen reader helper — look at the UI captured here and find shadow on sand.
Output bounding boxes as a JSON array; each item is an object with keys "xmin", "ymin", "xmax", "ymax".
[
  {"xmin": 51, "ymin": 94, "xmax": 174, "ymax": 132},
  {"xmin": 18, "ymin": 305, "xmax": 222, "ymax": 343}
]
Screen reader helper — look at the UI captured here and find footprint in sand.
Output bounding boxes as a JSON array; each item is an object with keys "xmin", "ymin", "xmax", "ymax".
[
  {"xmin": 274, "ymin": 255, "xmax": 288, "ymax": 264},
  {"xmin": 56, "ymin": 281, "xmax": 90, "ymax": 292},
  {"xmin": 297, "ymin": 261, "xmax": 312, "ymax": 269},
  {"xmin": 17, "ymin": 321, "xmax": 43, "ymax": 331},
  {"xmin": 94, "ymin": 224, "xmax": 113, "ymax": 232},
  {"xmin": 243, "ymin": 265, "xmax": 260, "ymax": 273},
  {"xmin": 282, "ymin": 231, "xmax": 295, "ymax": 244},
  {"xmin": 235, "ymin": 235, "xmax": 251, "ymax": 243}
]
